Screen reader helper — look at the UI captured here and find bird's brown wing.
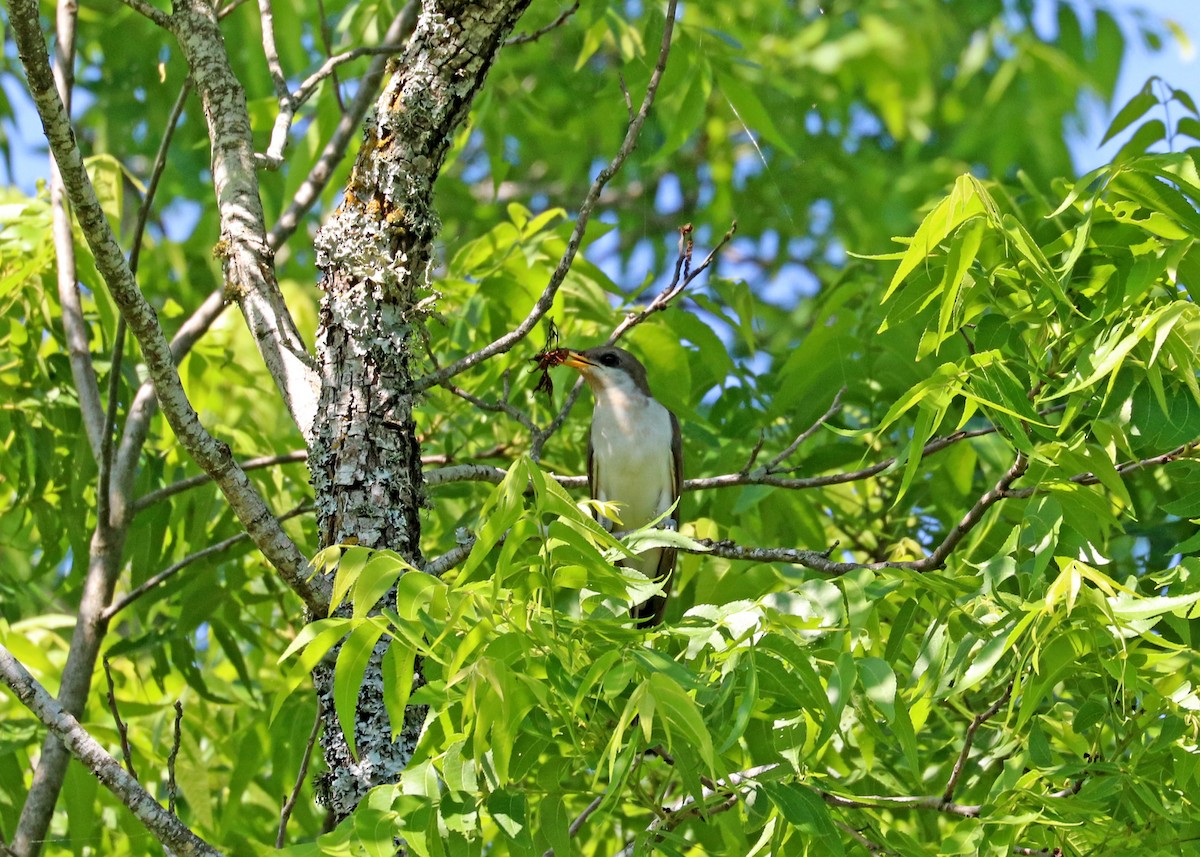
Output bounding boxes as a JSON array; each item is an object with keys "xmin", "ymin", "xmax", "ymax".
[{"xmin": 631, "ymin": 410, "xmax": 682, "ymax": 628}]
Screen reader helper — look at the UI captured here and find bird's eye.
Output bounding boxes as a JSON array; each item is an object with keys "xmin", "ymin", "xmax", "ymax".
[{"xmin": 599, "ymin": 353, "xmax": 620, "ymax": 368}]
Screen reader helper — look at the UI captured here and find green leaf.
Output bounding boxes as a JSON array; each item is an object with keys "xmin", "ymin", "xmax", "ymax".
[
  {"xmin": 647, "ymin": 672, "xmax": 716, "ymax": 774},
  {"xmin": 1101, "ymin": 83, "xmax": 1157, "ymax": 145},
  {"xmin": 762, "ymin": 783, "xmax": 844, "ymax": 855},
  {"xmin": 885, "ymin": 175, "xmax": 988, "ymax": 300},
  {"xmin": 334, "ymin": 618, "xmax": 388, "ymax": 760},
  {"xmin": 382, "ymin": 641, "xmax": 417, "ymax": 740}
]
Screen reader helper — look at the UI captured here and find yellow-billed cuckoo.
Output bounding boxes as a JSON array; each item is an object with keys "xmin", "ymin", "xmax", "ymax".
[{"xmin": 563, "ymin": 347, "xmax": 682, "ymax": 627}]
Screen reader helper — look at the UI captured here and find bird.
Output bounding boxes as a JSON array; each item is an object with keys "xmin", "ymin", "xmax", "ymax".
[{"xmin": 562, "ymin": 346, "xmax": 682, "ymax": 627}]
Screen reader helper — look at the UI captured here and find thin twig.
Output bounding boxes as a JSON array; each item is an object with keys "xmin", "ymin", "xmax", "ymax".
[
  {"xmin": 1002, "ymin": 442, "xmax": 1195, "ymax": 499},
  {"xmin": 102, "ymin": 659, "xmax": 138, "ymax": 781},
  {"xmin": 118, "ymin": 0, "xmax": 172, "ymax": 28},
  {"xmin": 257, "ymin": 0, "xmax": 294, "ymax": 167},
  {"xmin": 268, "ymin": 4, "xmax": 418, "ymax": 247},
  {"xmin": 100, "ymin": 81, "xmax": 191, "ymax": 531},
  {"xmin": 608, "ymin": 220, "xmax": 737, "ymax": 342},
  {"xmin": 442, "ymin": 382, "xmax": 539, "ymax": 433},
  {"xmin": 836, "ymin": 821, "xmax": 884, "ymax": 852},
  {"xmin": 133, "ymin": 451, "xmax": 309, "ymax": 512},
  {"xmin": 507, "ymin": 1, "xmax": 580, "ymax": 45},
  {"xmin": 422, "ymin": 539, "xmax": 477, "ymax": 577},
  {"xmin": 290, "ymin": 44, "xmax": 407, "ymax": 110},
  {"xmin": 102, "ymin": 504, "xmax": 314, "ymax": 620},
  {"xmin": 546, "ymin": 752, "xmax": 656, "ymax": 856},
  {"xmin": 694, "ymin": 453, "xmax": 1028, "ymax": 574},
  {"xmin": 942, "ymin": 682, "xmax": 1013, "ymax": 804},
  {"xmin": 739, "ymin": 431, "xmax": 767, "ymax": 476},
  {"xmin": 530, "ymin": 220, "xmax": 736, "ymax": 460},
  {"xmin": 167, "ymin": 701, "xmax": 183, "ymax": 815},
  {"xmin": 615, "ymin": 764, "xmax": 779, "ymax": 857},
  {"xmin": 50, "ymin": 0, "xmax": 105, "ymax": 460},
  {"xmin": 414, "ymin": 0, "xmax": 681, "ymax": 393},
  {"xmin": 818, "ymin": 788, "xmax": 981, "ymax": 818},
  {"xmin": 763, "ymin": 387, "xmax": 846, "ymax": 472},
  {"xmin": 314, "ymin": 0, "xmax": 345, "ymax": 110},
  {"xmin": 0, "ymin": 645, "xmax": 221, "ymax": 856},
  {"xmin": 276, "ymin": 707, "xmax": 321, "ymax": 848}
]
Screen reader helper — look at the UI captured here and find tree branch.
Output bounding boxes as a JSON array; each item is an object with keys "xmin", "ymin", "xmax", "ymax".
[
  {"xmin": 9, "ymin": 0, "xmax": 329, "ymax": 614},
  {"xmin": 1002, "ymin": 442, "xmax": 1195, "ymax": 499},
  {"xmin": 102, "ymin": 504, "xmax": 314, "ymax": 621},
  {"xmin": 691, "ymin": 454, "xmax": 1029, "ymax": 574},
  {"xmin": 169, "ymin": 0, "xmax": 321, "ymax": 439},
  {"xmin": 267, "ymin": 4, "xmax": 418, "ymax": 248},
  {"xmin": 102, "ymin": 659, "xmax": 138, "ymax": 781},
  {"xmin": 942, "ymin": 682, "xmax": 1013, "ymax": 804},
  {"xmin": 117, "ymin": 0, "xmax": 171, "ymax": 28},
  {"xmin": 275, "ymin": 706, "xmax": 322, "ymax": 848},
  {"xmin": 414, "ymin": 0, "xmax": 680, "ymax": 392},
  {"xmin": 132, "ymin": 451, "xmax": 309, "ymax": 513},
  {"xmin": 0, "ymin": 644, "xmax": 224, "ymax": 857},
  {"xmin": 47, "ymin": 0, "xmax": 105, "ymax": 460},
  {"xmin": 506, "ymin": 0, "xmax": 579, "ymax": 46},
  {"xmin": 608, "ymin": 220, "xmax": 737, "ymax": 342},
  {"xmin": 529, "ymin": 221, "xmax": 737, "ymax": 460},
  {"xmin": 290, "ymin": 44, "xmax": 408, "ymax": 112},
  {"xmin": 256, "ymin": 0, "xmax": 294, "ymax": 167}
]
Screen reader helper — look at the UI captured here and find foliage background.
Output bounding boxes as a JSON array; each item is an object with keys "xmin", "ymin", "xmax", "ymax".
[{"xmin": 2, "ymin": 0, "xmax": 1200, "ymax": 855}]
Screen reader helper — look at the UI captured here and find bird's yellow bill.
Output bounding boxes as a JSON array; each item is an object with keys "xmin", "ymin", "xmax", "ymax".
[{"xmin": 562, "ymin": 350, "xmax": 596, "ymax": 370}]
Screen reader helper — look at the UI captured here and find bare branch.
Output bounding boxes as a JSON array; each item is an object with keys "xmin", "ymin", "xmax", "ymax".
[
  {"xmin": 818, "ymin": 788, "xmax": 981, "ymax": 818},
  {"xmin": 276, "ymin": 707, "xmax": 322, "ymax": 848},
  {"xmin": 117, "ymin": 0, "xmax": 171, "ymax": 28},
  {"xmin": 99, "ymin": 81, "xmax": 190, "ymax": 533},
  {"xmin": 268, "ymin": 4, "xmax": 418, "ymax": 248},
  {"xmin": 1002, "ymin": 442, "xmax": 1196, "ymax": 499},
  {"xmin": 422, "ymin": 538, "xmax": 477, "ymax": 577},
  {"xmin": 615, "ymin": 764, "xmax": 780, "ymax": 857},
  {"xmin": 507, "ymin": 1, "xmax": 580, "ymax": 45},
  {"xmin": 685, "ymin": 424, "xmax": 1006, "ymax": 491},
  {"xmin": 291, "ymin": 44, "xmax": 407, "ymax": 110},
  {"xmin": 414, "ymin": 0, "xmax": 681, "ymax": 392},
  {"xmin": 167, "ymin": 701, "xmax": 183, "ymax": 815},
  {"xmin": 764, "ymin": 387, "xmax": 846, "ymax": 473},
  {"xmin": 169, "ymin": 0, "xmax": 320, "ymax": 438},
  {"xmin": 103, "ymin": 504, "xmax": 314, "ymax": 621},
  {"xmin": 0, "ymin": 645, "xmax": 224, "ymax": 857},
  {"xmin": 836, "ymin": 821, "xmax": 884, "ymax": 852},
  {"xmin": 9, "ymin": 0, "xmax": 328, "ymax": 613},
  {"xmin": 102, "ymin": 659, "xmax": 138, "ymax": 781},
  {"xmin": 256, "ymin": 0, "xmax": 294, "ymax": 167},
  {"xmin": 529, "ymin": 222, "xmax": 736, "ymax": 461},
  {"xmin": 690, "ymin": 454, "xmax": 1029, "ymax": 575},
  {"xmin": 132, "ymin": 451, "xmax": 309, "ymax": 513},
  {"xmin": 48, "ymin": 0, "xmax": 105, "ymax": 460},
  {"xmin": 442, "ymin": 382, "xmax": 540, "ymax": 433},
  {"xmin": 942, "ymin": 682, "xmax": 1013, "ymax": 804},
  {"xmin": 608, "ymin": 219, "xmax": 737, "ymax": 342}
]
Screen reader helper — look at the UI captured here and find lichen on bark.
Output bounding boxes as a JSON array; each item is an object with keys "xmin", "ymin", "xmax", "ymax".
[{"xmin": 308, "ymin": 0, "xmax": 532, "ymax": 818}]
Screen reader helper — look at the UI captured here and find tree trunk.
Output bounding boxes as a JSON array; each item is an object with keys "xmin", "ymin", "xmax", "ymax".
[{"xmin": 308, "ymin": 0, "xmax": 531, "ymax": 818}]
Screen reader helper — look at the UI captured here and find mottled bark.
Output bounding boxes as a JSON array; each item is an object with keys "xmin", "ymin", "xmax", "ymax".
[{"xmin": 309, "ymin": 0, "xmax": 530, "ymax": 818}]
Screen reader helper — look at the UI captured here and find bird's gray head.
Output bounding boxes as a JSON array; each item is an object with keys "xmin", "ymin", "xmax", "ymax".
[{"xmin": 563, "ymin": 346, "xmax": 654, "ymax": 397}]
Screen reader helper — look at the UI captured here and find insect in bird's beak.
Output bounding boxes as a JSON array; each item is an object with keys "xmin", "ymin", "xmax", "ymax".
[{"xmin": 530, "ymin": 320, "xmax": 571, "ymax": 398}]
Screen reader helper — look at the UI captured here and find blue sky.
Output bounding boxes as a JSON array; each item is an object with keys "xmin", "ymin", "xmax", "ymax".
[
  {"xmin": 2, "ymin": 3, "xmax": 1196, "ymax": 195},
  {"xmin": 1064, "ymin": 0, "xmax": 1198, "ymax": 171}
]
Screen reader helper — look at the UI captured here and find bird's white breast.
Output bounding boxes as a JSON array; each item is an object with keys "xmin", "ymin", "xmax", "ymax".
[{"xmin": 591, "ymin": 388, "xmax": 675, "ymax": 531}]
